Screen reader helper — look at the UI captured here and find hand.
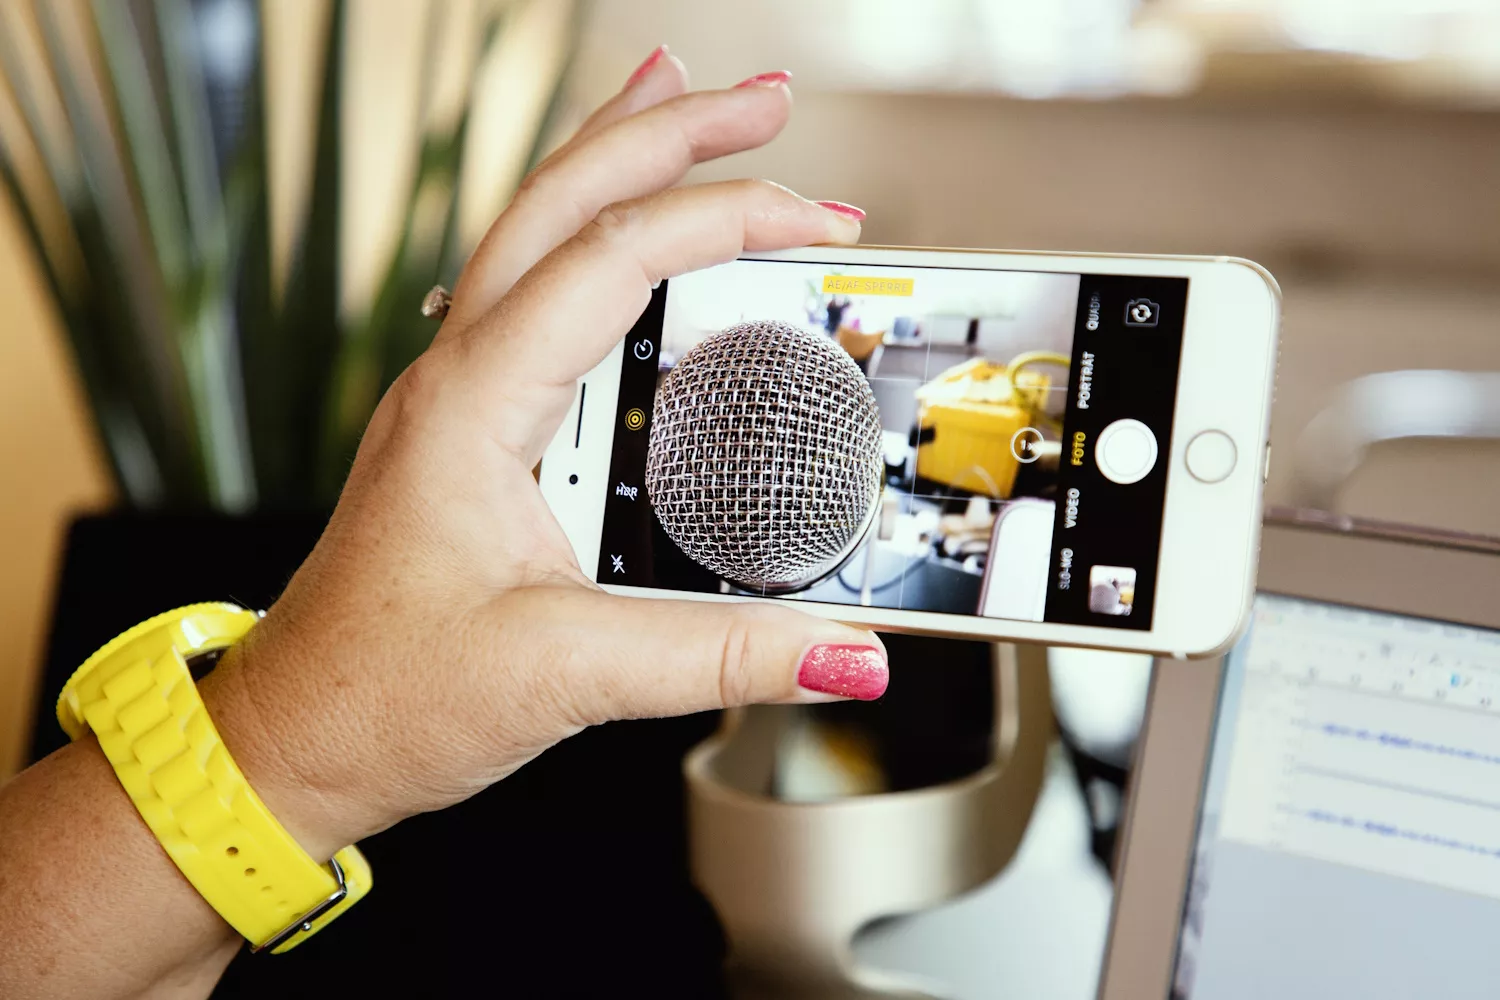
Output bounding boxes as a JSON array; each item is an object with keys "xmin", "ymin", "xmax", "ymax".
[{"xmin": 200, "ymin": 50, "xmax": 889, "ymax": 859}]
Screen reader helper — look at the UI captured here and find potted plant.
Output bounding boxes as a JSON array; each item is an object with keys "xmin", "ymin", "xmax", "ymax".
[
  {"xmin": 1, "ymin": 0, "xmax": 578, "ymax": 512},
  {"xmin": 2, "ymin": 0, "xmax": 579, "ymax": 751}
]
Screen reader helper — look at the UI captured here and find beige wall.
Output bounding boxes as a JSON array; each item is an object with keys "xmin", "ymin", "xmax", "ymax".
[{"xmin": 0, "ymin": 193, "xmax": 113, "ymax": 778}]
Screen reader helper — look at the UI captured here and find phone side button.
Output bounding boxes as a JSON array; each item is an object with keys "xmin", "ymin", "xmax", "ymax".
[{"xmin": 1185, "ymin": 430, "xmax": 1237, "ymax": 484}]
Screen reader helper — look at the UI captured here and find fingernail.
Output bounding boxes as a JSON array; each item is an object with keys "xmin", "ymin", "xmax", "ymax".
[
  {"xmin": 797, "ymin": 644, "xmax": 888, "ymax": 701},
  {"xmin": 624, "ymin": 45, "xmax": 667, "ymax": 90},
  {"xmin": 815, "ymin": 200, "xmax": 866, "ymax": 222},
  {"xmin": 734, "ymin": 70, "xmax": 793, "ymax": 89}
]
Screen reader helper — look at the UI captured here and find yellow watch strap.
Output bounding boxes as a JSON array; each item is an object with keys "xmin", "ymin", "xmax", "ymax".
[{"xmin": 57, "ymin": 603, "xmax": 371, "ymax": 954}]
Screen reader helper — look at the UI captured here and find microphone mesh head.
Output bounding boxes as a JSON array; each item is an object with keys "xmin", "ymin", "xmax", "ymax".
[{"xmin": 646, "ymin": 319, "xmax": 884, "ymax": 590}]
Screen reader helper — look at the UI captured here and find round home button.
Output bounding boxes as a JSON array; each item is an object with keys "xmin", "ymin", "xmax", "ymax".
[{"xmin": 1186, "ymin": 430, "xmax": 1237, "ymax": 483}]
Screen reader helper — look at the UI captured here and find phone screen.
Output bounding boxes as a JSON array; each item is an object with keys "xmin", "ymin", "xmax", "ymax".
[{"xmin": 594, "ymin": 258, "xmax": 1187, "ymax": 631}]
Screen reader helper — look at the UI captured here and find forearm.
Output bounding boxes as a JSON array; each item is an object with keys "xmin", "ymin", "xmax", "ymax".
[
  {"xmin": 0, "ymin": 737, "xmax": 238, "ymax": 999},
  {"xmin": 0, "ymin": 644, "xmax": 354, "ymax": 1000}
]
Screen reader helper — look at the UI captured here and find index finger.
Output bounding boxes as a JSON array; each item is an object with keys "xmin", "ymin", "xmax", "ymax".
[
  {"xmin": 444, "ymin": 83, "xmax": 795, "ymax": 335},
  {"xmin": 468, "ymin": 179, "xmax": 860, "ymax": 386},
  {"xmin": 436, "ymin": 180, "xmax": 862, "ymax": 463}
]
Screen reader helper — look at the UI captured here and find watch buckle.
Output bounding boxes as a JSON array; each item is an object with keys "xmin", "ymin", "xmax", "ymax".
[{"xmin": 251, "ymin": 855, "xmax": 349, "ymax": 954}]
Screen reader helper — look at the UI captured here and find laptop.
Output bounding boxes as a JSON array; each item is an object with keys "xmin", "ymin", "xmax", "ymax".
[{"xmin": 1102, "ymin": 509, "xmax": 1500, "ymax": 999}]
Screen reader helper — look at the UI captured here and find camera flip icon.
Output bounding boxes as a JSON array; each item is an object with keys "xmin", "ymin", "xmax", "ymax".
[{"xmin": 1124, "ymin": 299, "xmax": 1160, "ymax": 327}]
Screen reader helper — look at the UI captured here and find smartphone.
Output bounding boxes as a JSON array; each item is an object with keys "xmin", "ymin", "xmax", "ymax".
[{"xmin": 539, "ymin": 246, "xmax": 1280, "ymax": 657}]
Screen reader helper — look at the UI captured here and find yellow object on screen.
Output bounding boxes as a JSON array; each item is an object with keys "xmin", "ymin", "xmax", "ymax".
[{"xmin": 822, "ymin": 275, "xmax": 915, "ymax": 296}]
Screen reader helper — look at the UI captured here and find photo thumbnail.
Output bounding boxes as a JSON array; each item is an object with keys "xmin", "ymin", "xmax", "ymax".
[{"xmin": 1088, "ymin": 565, "xmax": 1138, "ymax": 616}]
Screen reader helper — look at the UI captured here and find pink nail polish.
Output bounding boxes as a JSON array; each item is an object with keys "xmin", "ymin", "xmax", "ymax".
[
  {"xmin": 734, "ymin": 70, "xmax": 793, "ymax": 89},
  {"xmin": 624, "ymin": 45, "xmax": 667, "ymax": 90},
  {"xmin": 815, "ymin": 200, "xmax": 866, "ymax": 222},
  {"xmin": 797, "ymin": 644, "xmax": 889, "ymax": 701}
]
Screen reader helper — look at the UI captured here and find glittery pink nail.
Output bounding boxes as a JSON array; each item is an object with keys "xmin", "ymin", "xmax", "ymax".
[
  {"xmin": 797, "ymin": 644, "xmax": 888, "ymax": 701},
  {"xmin": 815, "ymin": 200, "xmax": 866, "ymax": 221},
  {"xmin": 624, "ymin": 45, "xmax": 667, "ymax": 90},
  {"xmin": 733, "ymin": 70, "xmax": 793, "ymax": 89}
]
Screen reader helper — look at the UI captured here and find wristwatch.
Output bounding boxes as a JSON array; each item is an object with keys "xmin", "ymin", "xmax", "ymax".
[{"xmin": 56, "ymin": 603, "xmax": 372, "ymax": 954}]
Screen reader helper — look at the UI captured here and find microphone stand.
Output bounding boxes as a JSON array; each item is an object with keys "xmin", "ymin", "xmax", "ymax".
[{"xmin": 684, "ymin": 641, "xmax": 1053, "ymax": 998}]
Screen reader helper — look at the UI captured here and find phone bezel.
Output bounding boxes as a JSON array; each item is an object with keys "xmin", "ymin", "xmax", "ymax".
[
  {"xmin": 1099, "ymin": 511, "xmax": 1500, "ymax": 999},
  {"xmin": 538, "ymin": 245, "xmax": 1281, "ymax": 658}
]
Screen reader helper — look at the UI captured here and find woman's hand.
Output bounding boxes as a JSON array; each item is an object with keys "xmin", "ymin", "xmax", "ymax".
[
  {"xmin": 201, "ymin": 50, "xmax": 890, "ymax": 860},
  {"xmin": 0, "ymin": 51, "xmax": 889, "ymax": 1000}
]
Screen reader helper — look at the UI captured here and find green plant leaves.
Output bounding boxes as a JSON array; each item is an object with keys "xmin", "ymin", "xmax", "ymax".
[{"xmin": 1, "ymin": 0, "xmax": 580, "ymax": 511}]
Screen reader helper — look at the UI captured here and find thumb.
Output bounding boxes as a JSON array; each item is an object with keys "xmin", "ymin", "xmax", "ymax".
[{"xmin": 506, "ymin": 587, "xmax": 889, "ymax": 725}]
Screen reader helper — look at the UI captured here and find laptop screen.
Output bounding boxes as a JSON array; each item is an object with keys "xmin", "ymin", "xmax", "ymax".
[{"xmin": 1172, "ymin": 593, "xmax": 1500, "ymax": 1000}]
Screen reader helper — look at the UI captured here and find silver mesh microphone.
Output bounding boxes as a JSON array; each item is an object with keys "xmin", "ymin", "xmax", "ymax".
[{"xmin": 646, "ymin": 319, "xmax": 884, "ymax": 592}]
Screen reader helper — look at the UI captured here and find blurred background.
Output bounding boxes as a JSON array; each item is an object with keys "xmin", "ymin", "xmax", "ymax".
[{"xmin": 4, "ymin": 1, "xmax": 1500, "ymax": 995}]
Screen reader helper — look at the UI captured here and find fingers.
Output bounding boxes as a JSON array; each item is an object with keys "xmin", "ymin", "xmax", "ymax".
[
  {"xmin": 500, "ymin": 588, "xmax": 889, "ymax": 727},
  {"xmin": 565, "ymin": 45, "xmax": 688, "ymax": 145},
  {"xmin": 449, "ymin": 178, "xmax": 859, "ymax": 461},
  {"xmin": 443, "ymin": 77, "xmax": 794, "ymax": 335}
]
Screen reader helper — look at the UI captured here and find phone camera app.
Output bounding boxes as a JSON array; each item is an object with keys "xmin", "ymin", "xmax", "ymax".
[
  {"xmin": 597, "ymin": 261, "xmax": 1186, "ymax": 631},
  {"xmin": 1124, "ymin": 299, "xmax": 1159, "ymax": 327}
]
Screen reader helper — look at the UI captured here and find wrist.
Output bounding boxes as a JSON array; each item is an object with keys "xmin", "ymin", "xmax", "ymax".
[{"xmin": 196, "ymin": 639, "xmax": 383, "ymax": 862}]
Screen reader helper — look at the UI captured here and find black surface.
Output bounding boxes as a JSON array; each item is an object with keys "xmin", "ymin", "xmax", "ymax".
[
  {"xmin": 29, "ymin": 511, "xmax": 329, "ymax": 765},
  {"xmin": 810, "ymin": 637, "xmax": 994, "ymax": 793},
  {"xmin": 29, "ymin": 513, "xmax": 729, "ymax": 998}
]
